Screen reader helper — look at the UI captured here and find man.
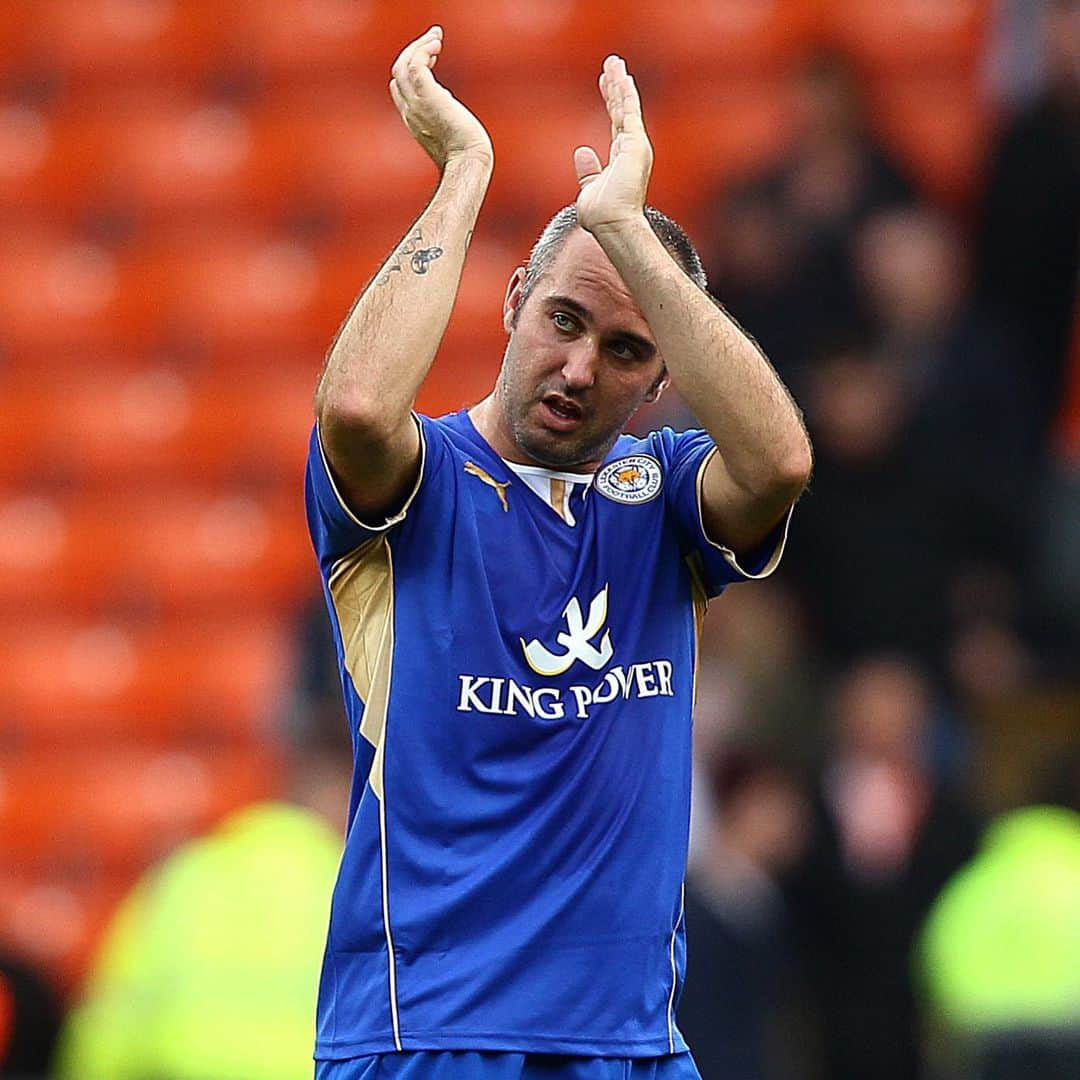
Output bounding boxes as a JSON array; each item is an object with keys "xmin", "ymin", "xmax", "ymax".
[{"xmin": 306, "ymin": 26, "xmax": 811, "ymax": 1080}]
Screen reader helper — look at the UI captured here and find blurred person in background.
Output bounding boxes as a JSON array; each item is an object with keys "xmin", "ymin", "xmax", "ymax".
[
  {"xmin": 786, "ymin": 337, "xmax": 957, "ymax": 669},
  {"xmin": 704, "ymin": 51, "xmax": 916, "ymax": 393},
  {"xmin": 855, "ymin": 207, "xmax": 1038, "ymax": 580},
  {"xmin": 980, "ymin": 0, "xmax": 1080, "ymax": 665},
  {"xmin": 678, "ymin": 749, "xmax": 810, "ymax": 1080},
  {"xmin": 916, "ymin": 757, "xmax": 1080, "ymax": 1080},
  {"xmin": 53, "ymin": 736, "xmax": 350, "ymax": 1080},
  {"xmin": 0, "ymin": 951, "xmax": 61, "ymax": 1079},
  {"xmin": 784, "ymin": 655, "xmax": 980, "ymax": 1080},
  {"xmin": 788, "ymin": 203, "xmax": 1041, "ymax": 679},
  {"xmin": 976, "ymin": 0, "xmax": 1080, "ymax": 444}
]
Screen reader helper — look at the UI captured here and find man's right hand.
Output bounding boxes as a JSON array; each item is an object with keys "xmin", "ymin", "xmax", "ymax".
[{"xmin": 390, "ymin": 26, "xmax": 494, "ymax": 172}]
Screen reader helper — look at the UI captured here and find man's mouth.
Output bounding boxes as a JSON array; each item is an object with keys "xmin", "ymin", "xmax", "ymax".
[{"xmin": 539, "ymin": 393, "xmax": 584, "ymax": 430}]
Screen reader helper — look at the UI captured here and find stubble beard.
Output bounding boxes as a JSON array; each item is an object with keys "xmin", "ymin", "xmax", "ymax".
[{"xmin": 498, "ymin": 374, "xmax": 616, "ymax": 470}]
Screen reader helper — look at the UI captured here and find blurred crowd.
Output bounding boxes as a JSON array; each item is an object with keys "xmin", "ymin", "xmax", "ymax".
[
  {"xmin": 2, "ymin": 1, "xmax": 1078, "ymax": 1078},
  {"xmin": 651, "ymin": 4, "xmax": 1080, "ymax": 1078}
]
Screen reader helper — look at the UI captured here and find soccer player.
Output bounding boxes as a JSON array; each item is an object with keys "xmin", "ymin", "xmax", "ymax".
[{"xmin": 305, "ymin": 26, "xmax": 812, "ymax": 1080}]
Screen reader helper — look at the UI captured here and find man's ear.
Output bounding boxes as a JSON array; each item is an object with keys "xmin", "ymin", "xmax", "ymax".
[
  {"xmin": 644, "ymin": 368, "xmax": 669, "ymax": 404},
  {"xmin": 503, "ymin": 266, "xmax": 527, "ymax": 334}
]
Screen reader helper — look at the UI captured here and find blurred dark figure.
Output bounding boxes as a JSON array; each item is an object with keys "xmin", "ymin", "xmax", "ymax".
[
  {"xmin": 679, "ymin": 750, "xmax": 810, "ymax": 1080},
  {"xmin": 788, "ymin": 339, "xmax": 957, "ymax": 668},
  {"xmin": 975, "ymin": 0, "xmax": 1080, "ymax": 442},
  {"xmin": 785, "ymin": 656, "xmax": 981, "ymax": 1080},
  {"xmin": 856, "ymin": 206, "xmax": 1040, "ymax": 573},
  {"xmin": 790, "ymin": 204, "xmax": 1042, "ymax": 675},
  {"xmin": 707, "ymin": 52, "xmax": 916, "ymax": 389},
  {"xmin": 1041, "ymin": 312, "xmax": 1080, "ymax": 642},
  {"xmin": 0, "ymin": 952, "xmax": 61, "ymax": 1078},
  {"xmin": 289, "ymin": 593, "xmax": 350, "ymax": 747}
]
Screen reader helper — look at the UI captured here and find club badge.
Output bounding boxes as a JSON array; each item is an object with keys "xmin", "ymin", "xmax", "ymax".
[{"xmin": 595, "ymin": 454, "xmax": 663, "ymax": 505}]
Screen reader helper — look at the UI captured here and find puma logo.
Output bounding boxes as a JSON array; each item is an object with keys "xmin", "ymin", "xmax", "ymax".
[{"xmin": 464, "ymin": 462, "xmax": 511, "ymax": 513}]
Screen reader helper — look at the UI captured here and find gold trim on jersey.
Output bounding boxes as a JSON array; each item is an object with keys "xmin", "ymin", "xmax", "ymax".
[
  {"xmin": 464, "ymin": 461, "xmax": 511, "ymax": 512},
  {"xmin": 694, "ymin": 446, "xmax": 792, "ymax": 579},
  {"xmin": 549, "ymin": 477, "xmax": 567, "ymax": 522},
  {"xmin": 317, "ymin": 414, "xmax": 426, "ymax": 532},
  {"xmin": 327, "ymin": 536, "xmax": 402, "ymax": 1048},
  {"xmin": 329, "ymin": 538, "xmax": 393, "ymax": 798}
]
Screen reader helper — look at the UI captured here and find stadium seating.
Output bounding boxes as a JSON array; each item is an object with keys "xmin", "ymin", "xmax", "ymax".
[
  {"xmin": 0, "ymin": 617, "xmax": 295, "ymax": 743},
  {"xmin": 0, "ymin": 489, "xmax": 311, "ymax": 617},
  {"xmin": 0, "ymin": 366, "xmax": 315, "ymax": 487},
  {"xmin": 0, "ymin": 228, "xmax": 151, "ymax": 354},
  {"xmin": 620, "ymin": 0, "xmax": 823, "ymax": 77},
  {"xmin": 823, "ymin": 0, "xmax": 989, "ymax": 77},
  {"xmin": 19, "ymin": 0, "xmax": 236, "ymax": 91}
]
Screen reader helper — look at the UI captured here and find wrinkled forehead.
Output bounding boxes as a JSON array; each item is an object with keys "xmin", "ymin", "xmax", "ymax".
[{"xmin": 541, "ymin": 228, "xmax": 652, "ymax": 335}]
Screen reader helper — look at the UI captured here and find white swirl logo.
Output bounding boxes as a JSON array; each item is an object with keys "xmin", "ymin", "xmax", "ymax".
[{"xmin": 521, "ymin": 586, "xmax": 614, "ymax": 677}]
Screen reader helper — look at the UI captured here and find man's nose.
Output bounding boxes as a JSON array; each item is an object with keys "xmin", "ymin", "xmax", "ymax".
[{"xmin": 561, "ymin": 339, "xmax": 598, "ymax": 390}]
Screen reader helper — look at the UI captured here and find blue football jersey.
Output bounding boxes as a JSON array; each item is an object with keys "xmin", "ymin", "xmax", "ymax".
[{"xmin": 304, "ymin": 410, "xmax": 789, "ymax": 1060}]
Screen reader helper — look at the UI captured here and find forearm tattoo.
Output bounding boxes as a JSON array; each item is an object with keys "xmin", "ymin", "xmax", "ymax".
[{"xmin": 378, "ymin": 227, "xmax": 444, "ymax": 284}]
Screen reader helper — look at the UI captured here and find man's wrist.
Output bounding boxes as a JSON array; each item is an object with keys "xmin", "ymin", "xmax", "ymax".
[
  {"xmin": 442, "ymin": 149, "xmax": 495, "ymax": 178},
  {"xmin": 587, "ymin": 213, "xmax": 650, "ymax": 243},
  {"xmin": 588, "ymin": 213, "xmax": 662, "ymax": 270}
]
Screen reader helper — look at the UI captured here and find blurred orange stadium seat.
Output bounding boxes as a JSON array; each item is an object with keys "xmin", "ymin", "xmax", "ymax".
[
  {"xmin": 251, "ymin": 89, "xmax": 439, "ymax": 227},
  {"xmin": 0, "ymin": 617, "xmax": 294, "ymax": 737},
  {"xmin": 79, "ymin": 94, "xmax": 287, "ymax": 228},
  {"xmin": 0, "ymin": 102, "xmax": 99, "ymax": 224},
  {"xmin": 869, "ymin": 77, "xmax": 990, "ymax": 208},
  {"xmin": 0, "ymin": 746, "xmax": 281, "ymax": 872},
  {"xmin": 648, "ymin": 79, "xmax": 795, "ymax": 216},
  {"xmin": 0, "ymin": 228, "xmax": 152, "ymax": 354},
  {"xmin": 0, "ymin": 6, "xmax": 34, "ymax": 70},
  {"xmin": 0, "ymin": 486, "xmax": 312, "ymax": 619},
  {"xmin": 0, "ymin": 872, "xmax": 133, "ymax": 992},
  {"xmin": 422, "ymin": 1, "xmax": 613, "ymax": 86},
  {"xmin": 824, "ymin": 0, "xmax": 989, "ymax": 77},
  {"xmin": 229, "ymin": 0, "xmax": 421, "ymax": 83},
  {"xmin": 471, "ymin": 87, "xmax": 610, "ymax": 223},
  {"xmin": 123, "ymin": 492, "xmax": 312, "ymax": 611},
  {"xmin": 128, "ymin": 228, "xmax": 332, "ymax": 353},
  {"xmin": 23, "ymin": 0, "xmax": 236, "ymax": 90},
  {"xmin": 0, "ymin": 365, "xmax": 313, "ymax": 487},
  {"xmin": 621, "ymin": 0, "xmax": 823, "ymax": 78}
]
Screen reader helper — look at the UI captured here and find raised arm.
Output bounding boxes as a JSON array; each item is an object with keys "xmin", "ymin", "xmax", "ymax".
[
  {"xmin": 315, "ymin": 26, "xmax": 494, "ymax": 521},
  {"xmin": 575, "ymin": 57, "xmax": 812, "ymax": 555}
]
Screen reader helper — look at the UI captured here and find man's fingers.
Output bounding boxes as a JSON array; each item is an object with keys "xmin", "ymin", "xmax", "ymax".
[
  {"xmin": 391, "ymin": 26, "xmax": 442, "ymax": 88},
  {"xmin": 599, "ymin": 54, "xmax": 644, "ymax": 137},
  {"xmin": 391, "ymin": 26, "xmax": 439, "ymax": 76},
  {"xmin": 389, "ymin": 78, "xmax": 406, "ymax": 116},
  {"xmin": 573, "ymin": 145, "xmax": 603, "ymax": 186}
]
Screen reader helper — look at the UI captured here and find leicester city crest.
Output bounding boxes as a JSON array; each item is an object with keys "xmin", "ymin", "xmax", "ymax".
[{"xmin": 595, "ymin": 454, "xmax": 663, "ymax": 505}]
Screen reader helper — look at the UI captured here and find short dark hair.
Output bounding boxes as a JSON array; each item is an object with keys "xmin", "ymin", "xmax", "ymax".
[{"xmin": 516, "ymin": 204, "xmax": 708, "ymax": 316}]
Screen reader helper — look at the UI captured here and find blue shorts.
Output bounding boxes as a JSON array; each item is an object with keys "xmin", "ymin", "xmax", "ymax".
[{"xmin": 315, "ymin": 1051, "xmax": 702, "ymax": 1080}]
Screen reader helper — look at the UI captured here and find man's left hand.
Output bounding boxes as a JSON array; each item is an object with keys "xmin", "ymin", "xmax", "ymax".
[{"xmin": 574, "ymin": 55, "xmax": 653, "ymax": 234}]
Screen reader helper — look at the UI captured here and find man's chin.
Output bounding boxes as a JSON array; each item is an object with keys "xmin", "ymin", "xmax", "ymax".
[{"xmin": 514, "ymin": 425, "xmax": 603, "ymax": 471}]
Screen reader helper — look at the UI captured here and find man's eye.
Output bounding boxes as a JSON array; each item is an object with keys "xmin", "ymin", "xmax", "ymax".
[
  {"xmin": 552, "ymin": 312, "xmax": 575, "ymax": 332},
  {"xmin": 609, "ymin": 342, "xmax": 637, "ymax": 360}
]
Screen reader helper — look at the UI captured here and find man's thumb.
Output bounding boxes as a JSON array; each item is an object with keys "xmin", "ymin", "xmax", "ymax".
[{"xmin": 573, "ymin": 145, "xmax": 602, "ymax": 186}]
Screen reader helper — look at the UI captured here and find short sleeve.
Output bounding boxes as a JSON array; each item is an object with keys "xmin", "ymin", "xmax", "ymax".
[
  {"xmin": 651, "ymin": 427, "xmax": 793, "ymax": 597},
  {"xmin": 304, "ymin": 416, "xmax": 428, "ymax": 567}
]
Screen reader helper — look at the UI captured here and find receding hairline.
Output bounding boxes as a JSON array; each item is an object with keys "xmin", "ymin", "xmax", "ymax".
[{"xmin": 517, "ymin": 204, "xmax": 709, "ymax": 313}]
